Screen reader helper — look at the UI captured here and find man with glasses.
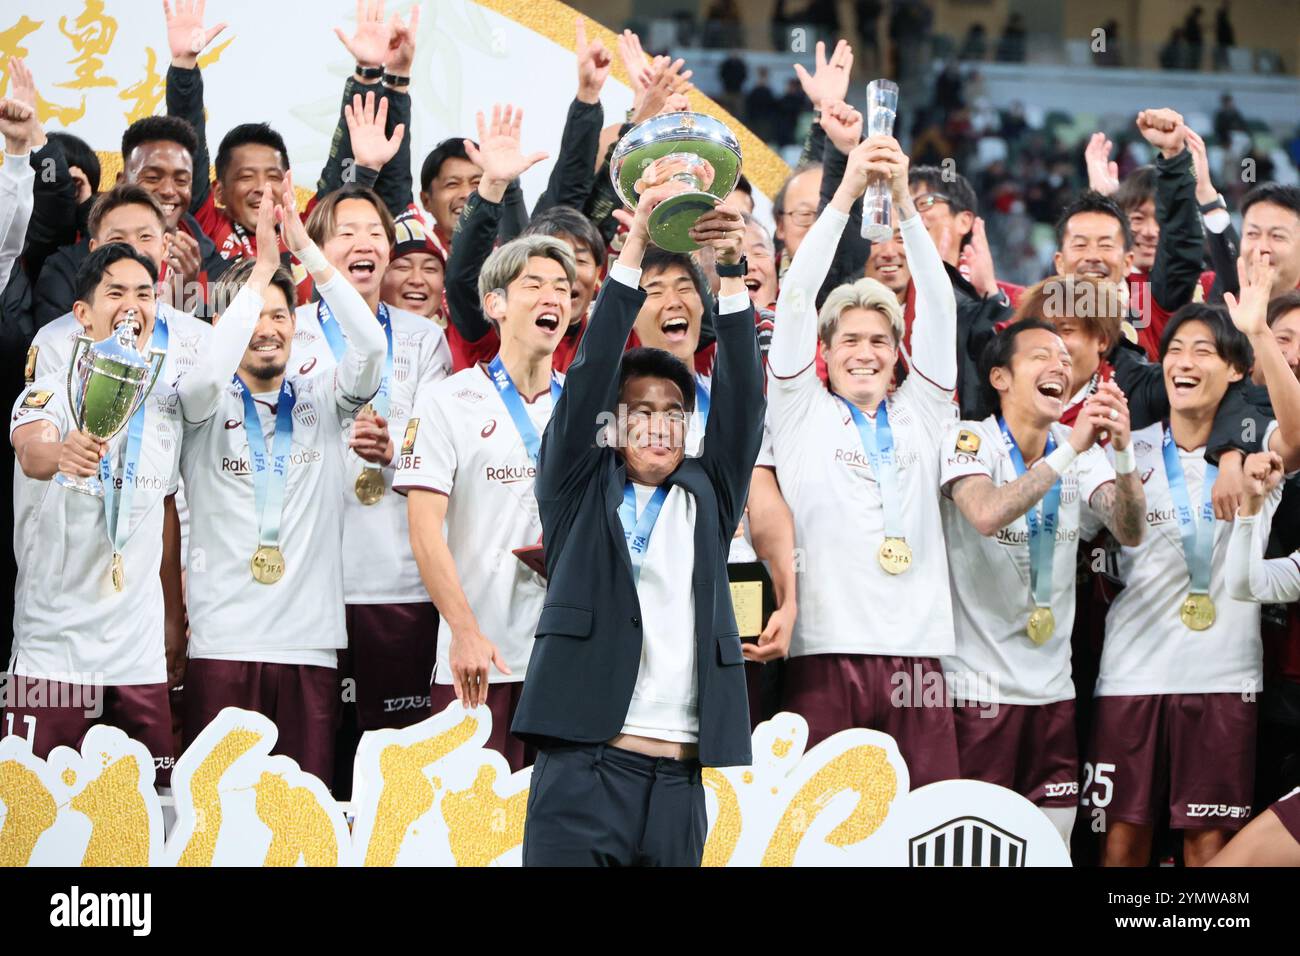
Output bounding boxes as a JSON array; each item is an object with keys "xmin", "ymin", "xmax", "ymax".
[{"xmin": 773, "ymin": 163, "xmax": 823, "ymax": 278}]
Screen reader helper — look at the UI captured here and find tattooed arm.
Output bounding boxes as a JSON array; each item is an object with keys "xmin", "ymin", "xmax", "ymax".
[
  {"xmin": 1088, "ymin": 472, "xmax": 1146, "ymax": 547},
  {"xmin": 949, "ymin": 467, "xmax": 1063, "ymax": 537}
]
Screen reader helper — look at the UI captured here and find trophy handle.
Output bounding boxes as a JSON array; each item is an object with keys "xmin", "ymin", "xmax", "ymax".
[{"xmin": 66, "ymin": 335, "xmax": 93, "ymax": 431}]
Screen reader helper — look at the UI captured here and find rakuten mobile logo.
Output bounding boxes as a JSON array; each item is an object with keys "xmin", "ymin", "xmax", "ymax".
[{"xmin": 485, "ymin": 464, "xmax": 536, "ymax": 483}]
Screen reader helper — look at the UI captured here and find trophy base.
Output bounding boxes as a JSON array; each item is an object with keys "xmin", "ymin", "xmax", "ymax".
[
  {"xmin": 55, "ymin": 472, "xmax": 105, "ymax": 497},
  {"xmin": 861, "ymin": 221, "xmax": 894, "ymax": 243},
  {"xmin": 648, "ymin": 191, "xmax": 720, "ymax": 253}
]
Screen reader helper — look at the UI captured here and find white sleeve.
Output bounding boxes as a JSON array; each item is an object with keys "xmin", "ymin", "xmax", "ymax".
[
  {"xmin": 900, "ymin": 212, "xmax": 957, "ymax": 392},
  {"xmin": 1226, "ymin": 510, "xmax": 1300, "ymax": 604},
  {"xmin": 318, "ymin": 273, "xmax": 387, "ymax": 412},
  {"xmin": 768, "ymin": 205, "xmax": 849, "ymax": 383},
  {"xmin": 178, "ymin": 284, "xmax": 264, "ymax": 424},
  {"xmin": 940, "ymin": 420, "xmax": 997, "ymax": 495},
  {"xmin": 0, "ymin": 151, "xmax": 34, "ymax": 294}
]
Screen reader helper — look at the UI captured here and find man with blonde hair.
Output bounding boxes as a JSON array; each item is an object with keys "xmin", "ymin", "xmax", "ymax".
[
  {"xmin": 766, "ymin": 130, "xmax": 962, "ymax": 786},
  {"xmin": 395, "ymin": 233, "xmax": 575, "ymax": 770}
]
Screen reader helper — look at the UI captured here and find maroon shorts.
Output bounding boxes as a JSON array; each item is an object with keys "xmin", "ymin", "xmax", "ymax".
[
  {"xmin": 1272, "ymin": 788, "xmax": 1300, "ymax": 845},
  {"xmin": 781, "ymin": 654, "xmax": 959, "ymax": 788},
  {"xmin": 1, "ymin": 674, "xmax": 174, "ymax": 787},
  {"xmin": 429, "ymin": 680, "xmax": 531, "ymax": 772},
  {"xmin": 343, "ymin": 602, "xmax": 438, "ymax": 731},
  {"xmin": 1087, "ymin": 693, "xmax": 1256, "ymax": 831},
  {"xmin": 183, "ymin": 658, "xmax": 339, "ymax": 786},
  {"xmin": 953, "ymin": 699, "xmax": 1078, "ymax": 807}
]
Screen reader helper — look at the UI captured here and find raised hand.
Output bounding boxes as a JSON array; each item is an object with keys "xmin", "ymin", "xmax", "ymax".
[
  {"xmin": 843, "ymin": 134, "xmax": 910, "ymax": 204},
  {"xmin": 464, "ymin": 104, "xmax": 548, "ymax": 191},
  {"xmin": 163, "ymin": 0, "xmax": 228, "ymax": 70},
  {"xmin": 617, "ymin": 28, "xmax": 649, "ymax": 95},
  {"xmin": 1084, "ymin": 131, "xmax": 1120, "ymax": 195},
  {"xmin": 0, "ymin": 97, "xmax": 35, "ymax": 154},
  {"xmin": 820, "ymin": 99, "xmax": 863, "ymax": 155},
  {"xmin": 688, "ymin": 203, "xmax": 745, "ymax": 265},
  {"xmin": 334, "ymin": 0, "xmax": 395, "ymax": 70},
  {"xmin": 350, "ymin": 408, "xmax": 393, "ymax": 465},
  {"xmin": 1136, "ymin": 107, "xmax": 1186, "ymax": 160},
  {"xmin": 1071, "ymin": 379, "xmax": 1132, "ymax": 452},
  {"xmin": 385, "ymin": 5, "xmax": 419, "ymax": 77},
  {"xmin": 576, "ymin": 16, "xmax": 612, "ymax": 105},
  {"xmin": 631, "ymin": 56, "xmax": 692, "ymax": 124},
  {"xmin": 6, "ymin": 58, "xmax": 44, "ymax": 149},
  {"xmin": 346, "ymin": 90, "xmax": 405, "ymax": 171},
  {"xmin": 961, "ymin": 217, "xmax": 999, "ymax": 297},
  {"xmin": 1224, "ymin": 250, "xmax": 1276, "ymax": 337},
  {"xmin": 164, "ymin": 229, "xmax": 203, "ymax": 285},
  {"xmin": 1243, "ymin": 450, "xmax": 1285, "ymax": 503},
  {"xmin": 253, "ymin": 177, "xmax": 281, "ymax": 276},
  {"xmin": 792, "ymin": 39, "xmax": 853, "ymax": 111},
  {"xmin": 275, "ymin": 170, "xmax": 311, "ymax": 255}
]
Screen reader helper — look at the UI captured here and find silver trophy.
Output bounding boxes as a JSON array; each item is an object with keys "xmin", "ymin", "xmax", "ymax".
[
  {"xmin": 861, "ymin": 79, "xmax": 900, "ymax": 242},
  {"xmin": 57, "ymin": 317, "xmax": 166, "ymax": 496},
  {"xmin": 611, "ymin": 112, "xmax": 743, "ymax": 253}
]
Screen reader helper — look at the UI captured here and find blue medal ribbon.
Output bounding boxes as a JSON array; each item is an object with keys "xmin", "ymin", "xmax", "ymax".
[
  {"xmin": 837, "ymin": 396, "xmax": 904, "ymax": 539},
  {"xmin": 486, "ymin": 355, "xmax": 561, "ymax": 463},
  {"xmin": 1161, "ymin": 425, "xmax": 1218, "ymax": 595},
  {"xmin": 998, "ymin": 417, "xmax": 1061, "ymax": 610},
  {"xmin": 620, "ymin": 482, "xmax": 670, "ymax": 584},
  {"xmin": 99, "ymin": 314, "xmax": 168, "ymax": 557},
  {"xmin": 695, "ymin": 373, "xmax": 711, "ymax": 427},
  {"xmin": 236, "ymin": 375, "xmax": 296, "ymax": 548},
  {"xmin": 318, "ymin": 301, "xmax": 394, "ymax": 417}
]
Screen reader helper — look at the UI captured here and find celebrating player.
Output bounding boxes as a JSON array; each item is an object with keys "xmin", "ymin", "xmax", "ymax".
[
  {"xmin": 395, "ymin": 234, "xmax": 575, "ymax": 770},
  {"xmin": 176, "ymin": 177, "xmax": 386, "ymax": 783},
  {"xmin": 941, "ymin": 319, "xmax": 1146, "ymax": 845},
  {"xmin": 8, "ymin": 243, "xmax": 185, "ymax": 784},
  {"xmin": 766, "ymin": 129, "xmax": 962, "ymax": 786}
]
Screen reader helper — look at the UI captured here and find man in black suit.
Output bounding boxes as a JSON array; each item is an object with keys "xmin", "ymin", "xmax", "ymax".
[{"xmin": 513, "ymin": 182, "xmax": 765, "ymax": 867}]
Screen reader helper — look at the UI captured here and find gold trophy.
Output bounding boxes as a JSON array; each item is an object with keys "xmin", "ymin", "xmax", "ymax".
[{"xmin": 57, "ymin": 319, "xmax": 165, "ymax": 497}]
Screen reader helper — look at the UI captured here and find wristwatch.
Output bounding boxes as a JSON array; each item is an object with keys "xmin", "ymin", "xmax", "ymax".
[
  {"xmin": 355, "ymin": 64, "xmax": 385, "ymax": 81},
  {"xmin": 1198, "ymin": 194, "xmax": 1228, "ymax": 215},
  {"xmin": 716, "ymin": 256, "xmax": 748, "ymax": 278}
]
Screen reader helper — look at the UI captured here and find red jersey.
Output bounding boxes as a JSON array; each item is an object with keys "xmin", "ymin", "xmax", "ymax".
[
  {"xmin": 194, "ymin": 192, "xmax": 314, "ymax": 304},
  {"xmin": 1127, "ymin": 269, "xmax": 1216, "ymax": 361}
]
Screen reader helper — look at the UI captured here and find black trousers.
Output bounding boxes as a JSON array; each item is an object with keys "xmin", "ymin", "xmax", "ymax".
[{"xmin": 522, "ymin": 743, "xmax": 707, "ymax": 867}]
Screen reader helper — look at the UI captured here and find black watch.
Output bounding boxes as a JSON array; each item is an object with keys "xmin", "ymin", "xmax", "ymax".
[
  {"xmin": 715, "ymin": 256, "xmax": 748, "ymax": 278},
  {"xmin": 1198, "ymin": 194, "xmax": 1228, "ymax": 215}
]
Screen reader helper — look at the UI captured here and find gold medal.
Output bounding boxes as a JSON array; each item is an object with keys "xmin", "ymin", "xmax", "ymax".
[
  {"xmin": 111, "ymin": 552, "xmax": 125, "ymax": 592},
  {"xmin": 1180, "ymin": 593, "xmax": 1216, "ymax": 631},
  {"xmin": 878, "ymin": 537, "xmax": 913, "ymax": 575},
  {"xmin": 1027, "ymin": 606, "xmax": 1056, "ymax": 646},
  {"xmin": 355, "ymin": 467, "xmax": 385, "ymax": 505},
  {"xmin": 250, "ymin": 545, "xmax": 286, "ymax": 585}
]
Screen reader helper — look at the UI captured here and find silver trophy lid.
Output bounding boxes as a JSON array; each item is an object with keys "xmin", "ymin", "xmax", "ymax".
[{"xmin": 92, "ymin": 317, "xmax": 152, "ymax": 368}]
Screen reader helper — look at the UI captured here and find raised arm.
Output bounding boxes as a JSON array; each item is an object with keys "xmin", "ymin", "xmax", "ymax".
[
  {"xmin": 815, "ymin": 100, "xmax": 869, "ymax": 306},
  {"xmin": 898, "ymin": 176, "xmax": 957, "ymax": 392},
  {"xmin": 532, "ymin": 17, "xmax": 607, "ymax": 216},
  {"xmin": 178, "ymin": 189, "xmax": 280, "ymax": 422},
  {"xmin": 1227, "ymin": 451, "xmax": 1298, "ymax": 602},
  {"xmin": 1227, "ymin": 253, "xmax": 1300, "ymax": 472},
  {"xmin": 0, "ymin": 98, "xmax": 36, "ymax": 294},
  {"xmin": 1137, "ymin": 109, "xmax": 1206, "ymax": 312},
  {"xmin": 163, "ymin": 0, "xmax": 227, "ymax": 215}
]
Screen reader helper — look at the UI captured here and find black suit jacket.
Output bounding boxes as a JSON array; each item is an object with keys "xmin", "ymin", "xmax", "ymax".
[{"xmin": 511, "ymin": 276, "xmax": 764, "ymax": 767}]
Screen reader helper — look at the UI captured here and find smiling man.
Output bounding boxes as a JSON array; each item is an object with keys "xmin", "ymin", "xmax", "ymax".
[
  {"xmin": 1087, "ymin": 257, "xmax": 1300, "ymax": 867},
  {"xmin": 176, "ymin": 184, "xmax": 386, "ymax": 784},
  {"xmin": 290, "ymin": 185, "xmax": 453, "ymax": 737},
  {"xmin": 8, "ymin": 243, "xmax": 186, "ymax": 786},
  {"xmin": 395, "ymin": 234, "xmax": 575, "ymax": 771},
  {"xmin": 766, "ymin": 133, "xmax": 964, "ymax": 785},
  {"xmin": 942, "ymin": 318, "xmax": 1146, "ymax": 846}
]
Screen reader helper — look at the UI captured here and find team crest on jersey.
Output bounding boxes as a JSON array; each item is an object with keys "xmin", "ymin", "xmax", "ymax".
[
  {"xmin": 401, "ymin": 418, "xmax": 419, "ymax": 455},
  {"xmin": 24, "ymin": 346, "xmax": 37, "ymax": 383},
  {"xmin": 293, "ymin": 401, "xmax": 318, "ymax": 429},
  {"xmin": 22, "ymin": 389, "xmax": 53, "ymax": 409},
  {"xmin": 955, "ymin": 429, "xmax": 981, "ymax": 454}
]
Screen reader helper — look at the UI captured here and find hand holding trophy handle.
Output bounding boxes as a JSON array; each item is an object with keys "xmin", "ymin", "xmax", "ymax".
[
  {"xmin": 860, "ymin": 79, "xmax": 900, "ymax": 242},
  {"xmin": 56, "ymin": 317, "xmax": 167, "ymax": 497}
]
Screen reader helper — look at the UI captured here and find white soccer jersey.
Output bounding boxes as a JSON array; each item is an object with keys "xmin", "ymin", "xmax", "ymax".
[
  {"xmin": 177, "ymin": 275, "xmax": 385, "ymax": 662},
  {"xmin": 9, "ymin": 346, "xmax": 183, "ymax": 685},
  {"xmin": 290, "ymin": 301, "xmax": 453, "ymax": 603},
  {"xmin": 620, "ymin": 483, "xmax": 699, "ymax": 743},
  {"xmin": 392, "ymin": 365, "xmax": 562, "ymax": 684},
  {"xmin": 1097, "ymin": 422, "xmax": 1283, "ymax": 697},
  {"xmin": 940, "ymin": 416, "xmax": 1114, "ymax": 705},
  {"xmin": 767, "ymin": 206, "xmax": 960, "ymax": 659}
]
